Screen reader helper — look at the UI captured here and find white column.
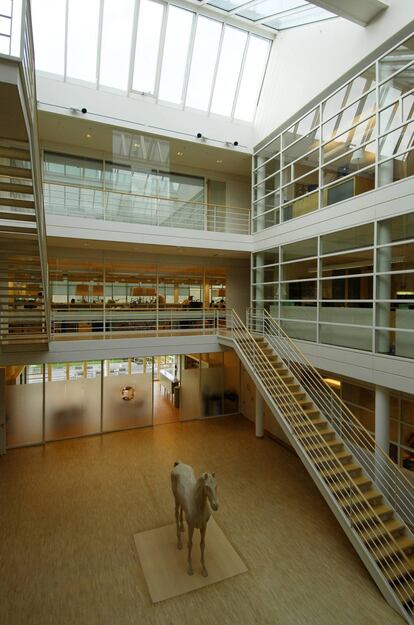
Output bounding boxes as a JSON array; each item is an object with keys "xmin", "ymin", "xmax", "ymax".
[
  {"xmin": 256, "ymin": 156, "xmax": 266, "ymax": 232},
  {"xmin": 0, "ymin": 368, "xmax": 5, "ymax": 455},
  {"xmin": 255, "ymin": 388, "xmax": 264, "ymax": 438},
  {"xmin": 375, "ymin": 385, "xmax": 390, "ymax": 452}
]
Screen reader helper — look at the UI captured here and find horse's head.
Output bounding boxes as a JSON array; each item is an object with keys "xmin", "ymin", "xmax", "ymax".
[{"xmin": 202, "ymin": 472, "xmax": 219, "ymax": 511}]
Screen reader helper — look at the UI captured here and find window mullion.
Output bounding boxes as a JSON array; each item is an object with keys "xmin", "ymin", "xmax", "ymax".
[
  {"xmin": 231, "ymin": 32, "xmax": 250, "ymax": 120},
  {"xmin": 154, "ymin": 2, "xmax": 169, "ymax": 101},
  {"xmin": 127, "ymin": 0, "xmax": 141, "ymax": 96},
  {"xmin": 207, "ymin": 22, "xmax": 225, "ymax": 116},
  {"xmin": 96, "ymin": 0, "xmax": 105, "ymax": 88},
  {"xmin": 181, "ymin": 12, "xmax": 198, "ymax": 110}
]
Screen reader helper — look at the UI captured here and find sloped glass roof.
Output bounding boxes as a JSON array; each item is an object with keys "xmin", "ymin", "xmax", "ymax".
[
  {"xmin": 204, "ymin": 0, "xmax": 335, "ymax": 29},
  {"xmin": 31, "ymin": 0, "xmax": 272, "ymax": 123}
]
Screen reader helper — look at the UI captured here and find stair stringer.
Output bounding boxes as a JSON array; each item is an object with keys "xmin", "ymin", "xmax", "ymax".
[{"xmin": 228, "ymin": 338, "xmax": 413, "ymax": 624}]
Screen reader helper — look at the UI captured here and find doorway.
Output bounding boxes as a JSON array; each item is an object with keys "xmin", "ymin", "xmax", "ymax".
[{"xmin": 153, "ymin": 355, "xmax": 180, "ymax": 425}]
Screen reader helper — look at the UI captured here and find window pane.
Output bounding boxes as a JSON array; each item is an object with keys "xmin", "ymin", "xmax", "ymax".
[
  {"xmin": 234, "ymin": 36, "xmax": 270, "ymax": 122},
  {"xmin": 67, "ymin": 0, "xmax": 100, "ymax": 82},
  {"xmin": 31, "ymin": 0, "xmax": 66, "ymax": 75},
  {"xmin": 159, "ymin": 6, "xmax": 193, "ymax": 104},
  {"xmin": 186, "ymin": 17, "xmax": 222, "ymax": 111},
  {"xmin": 133, "ymin": 0, "xmax": 164, "ymax": 94},
  {"xmin": 237, "ymin": 0, "xmax": 306, "ymax": 21},
  {"xmin": 321, "ymin": 223, "xmax": 373, "ymax": 254},
  {"xmin": 378, "ymin": 212, "xmax": 414, "ymax": 244},
  {"xmin": 100, "ymin": 0, "xmax": 135, "ymax": 90},
  {"xmin": 211, "ymin": 26, "xmax": 247, "ymax": 117}
]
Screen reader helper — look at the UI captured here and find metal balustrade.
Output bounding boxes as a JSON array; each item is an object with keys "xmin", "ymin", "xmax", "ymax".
[
  {"xmin": 248, "ymin": 307, "xmax": 414, "ymax": 529},
  {"xmin": 51, "ymin": 307, "xmax": 226, "ymax": 340},
  {"xmin": 43, "ymin": 181, "xmax": 251, "ymax": 235},
  {"xmin": 220, "ymin": 309, "xmax": 414, "ymax": 622}
]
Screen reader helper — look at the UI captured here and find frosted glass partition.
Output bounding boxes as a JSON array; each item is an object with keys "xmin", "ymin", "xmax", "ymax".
[
  {"xmin": 201, "ymin": 354, "xmax": 224, "ymax": 417},
  {"xmin": 223, "ymin": 351, "xmax": 240, "ymax": 414},
  {"xmin": 180, "ymin": 361, "xmax": 201, "ymax": 421},
  {"xmin": 103, "ymin": 373, "xmax": 152, "ymax": 431},
  {"xmin": 320, "ymin": 324, "xmax": 372, "ymax": 351},
  {"xmin": 319, "ymin": 307, "xmax": 372, "ymax": 325},
  {"xmin": 45, "ymin": 378, "xmax": 101, "ymax": 440},
  {"xmin": 280, "ymin": 305, "xmax": 317, "ymax": 321},
  {"xmin": 281, "ymin": 320, "xmax": 317, "ymax": 342},
  {"xmin": 5, "ymin": 384, "xmax": 43, "ymax": 447}
]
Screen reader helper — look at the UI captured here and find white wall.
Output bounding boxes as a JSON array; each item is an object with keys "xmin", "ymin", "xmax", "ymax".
[
  {"xmin": 255, "ymin": 1, "xmax": 414, "ymax": 145},
  {"xmin": 36, "ymin": 76, "xmax": 255, "ymax": 152},
  {"xmin": 226, "ymin": 266, "xmax": 250, "ymax": 318}
]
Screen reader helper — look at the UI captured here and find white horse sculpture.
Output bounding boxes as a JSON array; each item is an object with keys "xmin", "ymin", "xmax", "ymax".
[{"xmin": 171, "ymin": 461, "xmax": 218, "ymax": 577}]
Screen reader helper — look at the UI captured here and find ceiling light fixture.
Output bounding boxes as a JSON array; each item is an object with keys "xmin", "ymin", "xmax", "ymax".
[
  {"xmin": 86, "ymin": 132, "xmax": 92, "ymax": 139},
  {"xmin": 177, "ymin": 151, "xmax": 184, "ymax": 156},
  {"xmin": 216, "ymin": 159, "xmax": 223, "ymax": 164}
]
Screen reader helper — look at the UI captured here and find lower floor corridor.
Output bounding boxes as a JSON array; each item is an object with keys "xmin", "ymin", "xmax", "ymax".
[{"xmin": 0, "ymin": 416, "xmax": 405, "ymax": 625}]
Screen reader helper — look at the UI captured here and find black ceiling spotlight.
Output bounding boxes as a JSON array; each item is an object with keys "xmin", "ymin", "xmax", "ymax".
[
  {"xmin": 70, "ymin": 107, "xmax": 88, "ymax": 114},
  {"xmin": 196, "ymin": 132, "xmax": 205, "ymax": 140},
  {"xmin": 81, "ymin": 107, "xmax": 88, "ymax": 114},
  {"xmin": 233, "ymin": 140, "xmax": 239, "ymax": 146}
]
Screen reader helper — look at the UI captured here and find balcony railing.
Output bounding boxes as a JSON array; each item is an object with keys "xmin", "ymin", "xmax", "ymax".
[
  {"xmin": 51, "ymin": 307, "xmax": 229, "ymax": 340},
  {"xmin": 43, "ymin": 181, "xmax": 251, "ymax": 235}
]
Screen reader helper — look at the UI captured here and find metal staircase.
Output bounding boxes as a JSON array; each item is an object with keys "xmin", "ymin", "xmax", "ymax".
[
  {"xmin": 0, "ymin": 140, "xmax": 49, "ymax": 348},
  {"xmin": 219, "ymin": 308, "xmax": 414, "ymax": 624}
]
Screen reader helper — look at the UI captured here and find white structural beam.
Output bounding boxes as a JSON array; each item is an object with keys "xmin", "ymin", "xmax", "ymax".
[{"xmin": 310, "ymin": 0, "xmax": 388, "ymax": 27}]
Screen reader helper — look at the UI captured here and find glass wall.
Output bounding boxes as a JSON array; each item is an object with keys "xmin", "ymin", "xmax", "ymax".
[
  {"xmin": 321, "ymin": 372, "xmax": 414, "ymax": 477},
  {"xmin": 4, "ymin": 353, "xmax": 240, "ymax": 448},
  {"xmin": 253, "ymin": 34, "xmax": 414, "ymax": 232},
  {"xmin": 252, "ymin": 212, "xmax": 414, "ymax": 358}
]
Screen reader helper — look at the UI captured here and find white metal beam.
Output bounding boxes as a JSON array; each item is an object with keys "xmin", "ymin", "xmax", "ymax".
[{"xmin": 310, "ymin": 0, "xmax": 388, "ymax": 27}]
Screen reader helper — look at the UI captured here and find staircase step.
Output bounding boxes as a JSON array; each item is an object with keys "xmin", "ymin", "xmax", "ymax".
[
  {"xmin": 307, "ymin": 450, "xmax": 352, "ymax": 469},
  {"xmin": 384, "ymin": 554, "xmax": 414, "ymax": 583},
  {"xmin": 320, "ymin": 461, "xmax": 361, "ymax": 478},
  {"xmin": 397, "ymin": 578, "xmax": 414, "ymax": 610},
  {"xmin": 291, "ymin": 418, "xmax": 328, "ymax": 431},
  {"xmin": 350, "ymin": 503, "xmax": 394, "ymax": 526},
  {"xmin": 358, "ymin": 518, "xmax": 406, "ymax": 546},
  {"xmin": 0, "ymin": 197, "xmax": 35, "ymax": 209},
  {"xmin": 0, "ymin": 165, "xmax": 32, "ymax": 179},
  {"xmin": 0, "ymin": 211, "xmax": 36, "ymax": 222},
  {"xmin": 0, "ymin": 145, "xmax": 30, "ymax": 160},
  {"xmin": 339, "ymin": 488, "xmax": 383, "ymax": 510},
  {"xmin": 297, "ymin": 427, "xmax": 335, "ymax": 440},
  {"xmin": 331, "ymin": 475, "xmax": 372, "ymax": 495},
  {"xmin": 371, "ymin": 535, "xmax": 414, "ymax": 563},
  {"xmin": 0, "ymin": 181, "xmax": 33, "ymax": 194},
  {"xmin": 303, "ymin": 439, "xmax": 343, "ymax": 455}
]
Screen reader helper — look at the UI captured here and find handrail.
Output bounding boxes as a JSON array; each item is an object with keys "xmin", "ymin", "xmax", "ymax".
[
  {"xmin": 43, "ymin": 179, "xmax": 250, "ymax": 213},
  {"xmin": 43, "ymin": 181, "xmax": 251, "ymax": 235},
  {"xmin": 226, "ymin": 310, "xmax": 414, "ymax": 616},
  {"xmin": 248, "ymin": 308, "xmax": 414, "ymax": 528}
]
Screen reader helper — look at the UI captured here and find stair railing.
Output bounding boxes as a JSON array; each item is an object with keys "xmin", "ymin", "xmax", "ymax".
[
  {"xmin": 227, "ymin": 310, "xmax": 414, "ymax": 616},
  {"xmin": 248, "ymin": 308, "xmax": 414, "ymax": 530}
]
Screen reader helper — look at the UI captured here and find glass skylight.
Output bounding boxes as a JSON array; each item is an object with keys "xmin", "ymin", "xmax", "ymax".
[
  {"xmin": 206, "ymin": 0, "xmax": 334, "ymax": 30},
  {"xmin": 31, "ymin": 0, "xmax": 272, "ymax": 122}
]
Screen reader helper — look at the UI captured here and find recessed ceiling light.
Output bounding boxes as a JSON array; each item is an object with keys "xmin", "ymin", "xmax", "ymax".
[
  {"xmin": 177, "ymin": 151, "xmax": 184, "ymax": 156},
  {"xmin": 216, "ymin": 159, "xmax": 223, "ymax": 164},
  {"xmin": 86, "ymin": 132, "xmax": 92, "ymax": 139},
  {"xmin": 133, "ymin": 143, "xmax": 140, "ymax": 149}
]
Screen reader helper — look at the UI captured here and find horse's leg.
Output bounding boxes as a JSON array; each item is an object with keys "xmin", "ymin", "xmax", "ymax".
[
  {"xmin": 175, "ymin": 502, "xmax": 182, "ymax": 550},
  {"xmin": 200, "ymin": 525, "xmax": 208, "ymax": 577},
  {"xmin": 179, "ymin": 506, "xmax": 184, "ymax": 532},
  {"xmin": 187, "ymin": 524, "xmax": 194, "ymax": 575}
]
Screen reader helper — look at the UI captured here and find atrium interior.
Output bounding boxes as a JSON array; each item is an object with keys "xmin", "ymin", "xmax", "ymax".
[{"xmin": 1, "ymin": 1, "xmax": 414, "ymax": 624}]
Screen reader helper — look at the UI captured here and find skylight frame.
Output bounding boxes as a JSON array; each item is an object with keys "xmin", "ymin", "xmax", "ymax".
[{"xmin": 31, "ymin": 0, "xmax": 274, "ymax": 123}]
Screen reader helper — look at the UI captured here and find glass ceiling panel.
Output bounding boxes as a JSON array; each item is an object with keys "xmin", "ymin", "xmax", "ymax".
[
  {"xmin": 31, "ymin": 0, "xmax": 272, "ymax": 123},
  {"xmin": 186, "ymin": 16, "xmax": 222, "ymax": 111},
  {"xmin": 211, "ymin": 26, "xmax": 248, "ymax": 116},
  {"xmin": 31, "ymin": 0, "xmax": 66, "ymax": 75},
  {"xmin": 234, "ymin": 35, "xmax": 270, "ymax": 121},
  {"xmin": 237, "ymin": 0, "xmax": 307, "ymax": 21},
  {"xmin": 159, "ymin": 6, "xmax": 193, "ymax": 104},
  {"xmin": 265, "ymin": 5, "xmax": 334, "ymax": 29},
  {"xmin": 66, "ymin": 0, "xmax": 100, "ymax": 82},
  {"xmin": 100, "ymin": 0, "xmax": 135, "ymax": 91},
  {"xmin": 133, "ymin": 0, "xmax": 164, "ymax": 94}
]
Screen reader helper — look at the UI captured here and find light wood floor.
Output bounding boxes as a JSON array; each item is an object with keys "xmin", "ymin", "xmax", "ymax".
[
  {"xmin": 0, "ymin": 416, "xmax": 405, "ymax": 625},
  {"xmin": 153, "ymin": 381, "xmax": 179, "ymax": 425}
]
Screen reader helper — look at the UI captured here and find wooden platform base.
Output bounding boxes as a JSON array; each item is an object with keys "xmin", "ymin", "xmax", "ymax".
[{"xmin": 134, "ymin": 518, "xmax": 247, "ymax": 603}]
